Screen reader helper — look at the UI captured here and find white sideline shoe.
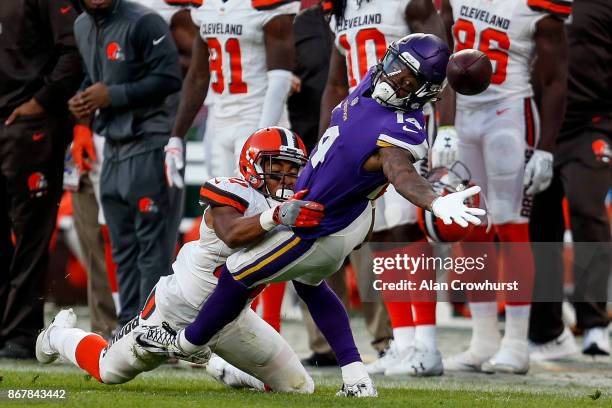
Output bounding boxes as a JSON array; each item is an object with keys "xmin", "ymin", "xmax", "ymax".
[
  {"xmin": 481, "ymin": 339, "xmax": 529, "ymax": 374},
  {"xmin": 366, "ymin": 340, "xmax": 412, "ymax": 375},
  {"xmin": 582, "ymin": 326, "xmax": 610, "ymax": 356},
  {"xmin": 529, "ymin": 327, "xmax": 578, "ymax": 361},
  {"xmin": 443, "ymin": 347, "xmax": 495, "ymax": 373},
  {"xmin": 36, "ymin": 309, "xmax": 77, "ymax": 364},
  {"xmin": 384, "ymin": 341, "xmax": 443, "ymax": 376}
]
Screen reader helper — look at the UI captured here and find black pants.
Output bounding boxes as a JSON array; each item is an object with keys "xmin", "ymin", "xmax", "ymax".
[
  {"xmin": 529, "ymin": 128, "xmax": 611, "ymax": 344},
  {"xmin": 100, "ymin": 147, "xmax": 184, "ymax": 326},
  {"xmin": 0, "ymin": 113, "xmax": 67, "ymax": 349}
]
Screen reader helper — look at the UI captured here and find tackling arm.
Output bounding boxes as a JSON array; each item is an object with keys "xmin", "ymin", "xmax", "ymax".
[
  {"xmin": 209, "ymin": 206, "xmax": 267, "ymax": 249},
  {"xmin": 318, "ymin": 47, "xmax": 349, "ymax": 137},
  {"xmin": 171, "ymin": 35, "xmax": 210, "ymax": 139},
  {"xmin": 534, "ymin": 16, "xmax": 568, "ymax": 152}
]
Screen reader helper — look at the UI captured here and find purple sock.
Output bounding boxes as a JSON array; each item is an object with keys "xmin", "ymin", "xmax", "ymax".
[
  {"xmin": 184, "ymin": 265, "xmax": 251, "ymax": 346},
  {"xmin": 293, "ymin": 280, "xmax": 361, "ymax": 366}
]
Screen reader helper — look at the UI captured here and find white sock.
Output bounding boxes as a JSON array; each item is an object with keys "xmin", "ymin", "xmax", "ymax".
[
  {"xmin": 341, "ymin": 361, "xmax": 368, "ymax": 384},
  {"xmin": 503, "ymin": 305, "xmax": 530, "ymax": 344},
  {"xmin": 415, "ymin": 325, "xmax": 437, "ymax": 350},
  {"xmin": 178, "ymin": 330, "xmax": 203, "ymax": 354},
  {"xmin": 49, "ymin": 327, "xmax": 89, "ymax": 366},
  {"xmin": 469, "ymin": 302, "xmax": 500, "ymax": 355},
  {"xmin": 393, "ymin": 326, "xmax": 415, "ymax": 351}
]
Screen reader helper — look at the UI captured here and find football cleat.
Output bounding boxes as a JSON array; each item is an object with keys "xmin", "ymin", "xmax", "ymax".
[
  {"xmin": 443, "ymin": 347, "xmax": 495, "ymax": 372},
  {"xmin": 336, "ymin": 376, "xmax": 378, "ymax": 398},
  {"xmin": 384, "ymin": 341, "xmax": 443, "ymax": 377},
  {"xmin": 206, "ymin": 354, "xmax": 264, "ymax": 390},
  {"xmin": 134, "ymin": 322, "xmax": 211, "ymax": 365},
  {"xmin": 529, "ymin": 327, "xmax": 578, "ymax": 361},
  {"xmin": 481, "ymin": 339, "xmax": 529, "ymax": 374},
  {"xmin": 36, "ymin": 309, "xmax": 77, "ymax": 364},
  {"xmin": 366, "ymin": 340, "xmax": 413, "ymax": 375},
  {"xmin": 582, "ymin": 326, "xmax": 610, "ymax": 356}
]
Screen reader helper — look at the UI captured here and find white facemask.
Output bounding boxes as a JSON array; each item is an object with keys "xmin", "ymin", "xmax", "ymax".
[{"xmin": 372, "ymin": 81, "xmax": 404, "ymax": 108}]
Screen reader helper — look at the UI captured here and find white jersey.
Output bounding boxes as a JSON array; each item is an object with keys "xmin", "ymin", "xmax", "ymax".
[
  {"xmin": 332, "ymin": 0, "xmax": 411, "ymax": 91},
  {"xmin": 158, "ymin": 176, "xmax": 271, "ymax": 313},
  {"xmin": 191, "ymin": 0, "xmax": 300, "ymax": 120},
  {"xmin": 449, "ymin": 0, "xmax": 571, "ymax": 109}
]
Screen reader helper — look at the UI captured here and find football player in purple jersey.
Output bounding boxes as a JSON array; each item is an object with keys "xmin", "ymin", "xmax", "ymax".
[{"xmin": 138, "ymin": 34, "xmax": 485, "ymax": 397}]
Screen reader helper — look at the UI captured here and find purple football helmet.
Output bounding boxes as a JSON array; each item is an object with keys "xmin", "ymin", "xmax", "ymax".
[{"xmin": 371, "ymin": 33, "xmax": 451, "ymax": 111}]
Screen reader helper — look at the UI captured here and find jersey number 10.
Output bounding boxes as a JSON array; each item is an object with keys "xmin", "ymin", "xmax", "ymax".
[
  {"xmin": 208, "ymin": 37, "xmax": 248, "ymax": 94},
  {"xmin": 453, "ymin": 19, "xmax": 510, "ymax": 85},
  {"xmin": 338, "ymin": 28, "xmax": 387, "ymax": 88}
]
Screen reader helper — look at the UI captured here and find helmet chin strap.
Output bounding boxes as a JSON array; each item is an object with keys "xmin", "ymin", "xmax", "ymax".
[{"xmin": 372, "ymin": 81, "xmax": 407, "ymax": 109}]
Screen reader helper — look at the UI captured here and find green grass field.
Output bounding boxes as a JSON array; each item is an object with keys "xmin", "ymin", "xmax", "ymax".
[{"xmin": 0, "ymin": 361, "xmax": 609, "ymax": 408}]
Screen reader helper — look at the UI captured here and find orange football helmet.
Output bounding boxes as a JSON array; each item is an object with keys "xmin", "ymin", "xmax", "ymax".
[{"xmin": 239, "ymin": 127, "xmax": 308, "ymax": 200}]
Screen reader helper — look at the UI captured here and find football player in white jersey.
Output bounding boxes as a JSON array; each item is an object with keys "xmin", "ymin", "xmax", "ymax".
[
  {"xmin": 439, "ymin": 0, "xmax": 570, "ymax": 374},
  {"xmin": 320, "ymin": 0, "xmax": 447, "ymax": 377},
  {"xmin": 171, "ymin": 0, "xmax": 299, "ymax": 180},
  {"xmin": 34, "ymin": 128, "xmax": 320, "ymax": 393}
]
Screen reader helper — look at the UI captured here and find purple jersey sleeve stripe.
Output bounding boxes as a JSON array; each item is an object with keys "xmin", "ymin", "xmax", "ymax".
[{"xmin": 377, "ymin": 134, "xmax": 429, "ymax": 161}]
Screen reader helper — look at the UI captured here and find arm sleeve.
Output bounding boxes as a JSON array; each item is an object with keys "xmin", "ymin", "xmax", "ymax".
[
  {"xmin": 293, "ymin": 280, "xmax": 361, "ymax": 367},
  {"xmin": 107, "ymin": 13, "xmax": 182, "ymax": 108},
  {"xmin": 34, "ymin": 0, "xmax": 84, "ymax": 113},
  {"xmin": 257, "ymin": 69, "xmax": 293, "ymax": 128},
  {"xmin": 527, "ymin": 0, "xmax": 572, "ymax": 21},
  {"xmin": 199, "ymin": 177, "xmax": 251, "ymax": 214},
  {"xmin": 376, "ymin": 113, "xmax": 429, "ymax": 161}
]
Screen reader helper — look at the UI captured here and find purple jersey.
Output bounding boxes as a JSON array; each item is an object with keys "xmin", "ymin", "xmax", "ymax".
[{"xmin": 295, "ymin": 69, "xmax": 428, "ymax": 239}]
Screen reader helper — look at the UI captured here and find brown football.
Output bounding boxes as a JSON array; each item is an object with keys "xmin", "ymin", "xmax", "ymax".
[{"xmin": 446, "ymin": 49, "xmax": 493, "ymax": 95}]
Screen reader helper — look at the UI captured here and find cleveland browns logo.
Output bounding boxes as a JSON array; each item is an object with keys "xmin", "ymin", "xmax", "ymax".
[
  {"xmin": 592, "ymin": 139, "xmax": 611, "ymax": 164},
  {"xmin": 28, "ymin": 172, "xmax": 48, "ymax": 198},
  {"xmin": 106, "ymin": 42, "xmax": 125, "ymax": 61},
  {"xmin": 138, "ymin": 197, "xmax": 158, "ymax": 213}
]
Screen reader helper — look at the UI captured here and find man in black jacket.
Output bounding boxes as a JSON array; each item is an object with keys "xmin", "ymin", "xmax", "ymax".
[
  {"xmin": 0, "ymin": 0, "xmax": 83, "ymax": 358},
  {"xmin": 69, "ymin": 0, "xmax": 184, "ymax": 326}
]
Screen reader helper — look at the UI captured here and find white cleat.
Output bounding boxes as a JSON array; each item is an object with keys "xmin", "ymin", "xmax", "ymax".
[
  {"xmin": 336, "ymin": 376, "xmax": 378, "ymax": 397},
  {"xmin": 384, "ymin": 341, "xmax": 443, "ymax": 377},
  {"xmin": 206, "ymin": 354, "xmax": 264, "ymax": 390},
  {"xmin": 582, "ymin": 326, "xmax": 610, "ymax": 356},
  {"xmin": 529, "ymin": 327, "xmax": 578, "ymax": 361},
  {"xmin": 481, "ymin": 339, "xmax": 529, "ymax": 374},
  {"xmin": 443, "ymin": 347, "xmax": 495, "ymax": 373},
  {"xmin": 35, "ymin": 309, "xmax": 77, "ymax": 364},
  {"xmin": 366, "ymin": 340, "xmax": 412, "ymax": 375}
]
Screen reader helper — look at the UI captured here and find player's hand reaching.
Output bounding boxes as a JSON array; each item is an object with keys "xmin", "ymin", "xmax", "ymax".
[
  {"xmin": 260, "ymin": 190, "xmax": 324, "ymax": 230},
  {"xmin": 430, "ymin": 126, "xmax": 459, "ymax": 169},
  {"xmin": 430, "ymin": 186, "xmax": 486, "ymax": 228},
  {"xmin": 523, "ymin": 149, "xmax": 553, "ymax": 195}
]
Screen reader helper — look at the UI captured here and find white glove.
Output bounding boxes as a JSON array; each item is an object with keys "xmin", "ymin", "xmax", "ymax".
[
  {"xmin": 431, "ymin": 186, "xmax": 486, "ymax": 228},
  {"xmin": 430, "ymin": 126, "xmax": 459, "ymax": 169},
  {"xmin": 523, "ymin": 149, "xmax": 553, "ymax": 195},
  {"xmin": 336, "ymin": 376, "xmax": 378, "ymax": 397},
  {"xmin": 164, "ymin": 136, "xmax": 185, "ymax": 189}
]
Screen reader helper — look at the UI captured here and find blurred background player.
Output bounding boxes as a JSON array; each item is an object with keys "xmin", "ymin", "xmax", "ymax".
[
  {"xmin": 69, "ymin": 0, "xmax": 184, "ymax": 327},
  {"xmin": 320, "ymin": 0, "xmax": 448, "ymax": 376},
  {"xmin": 172, "ymin": 0, "xmax": 300, "ymax": 334},
  {"xmin": 0, "ymin": 0, "xmax": 83, "ymax": 359},
  {"xmin": 36, "ymin": 128, "xmax": 316, "ymax": 394},
  {"xmin": 440, "ymin": 0, "xmax": 570, "ymax": 374},
  {"xmin": 529, "ymin": 0, "xmax": 611, "ymax": 359}
]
